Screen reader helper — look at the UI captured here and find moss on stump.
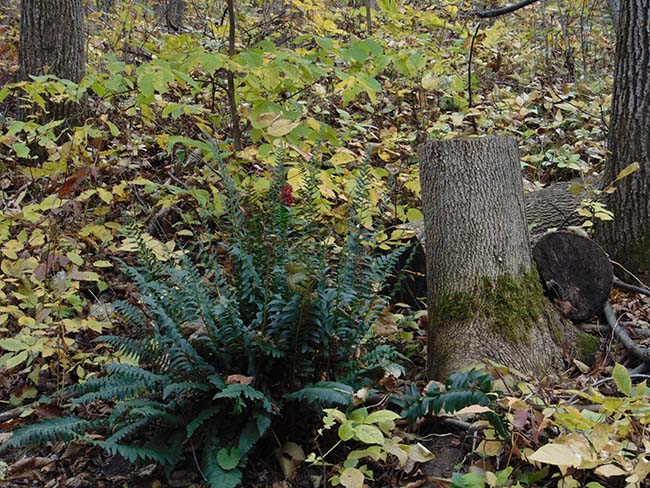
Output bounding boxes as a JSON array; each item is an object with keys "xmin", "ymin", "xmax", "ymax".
[{"xmin": 429, "ymin": 269, "xmax": 546, "ymax": 344}]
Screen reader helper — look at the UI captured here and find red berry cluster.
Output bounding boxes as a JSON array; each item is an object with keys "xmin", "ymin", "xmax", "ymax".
[{"xmin": 281, "ymin": 183, "xmax": 295, "ymax": 206}]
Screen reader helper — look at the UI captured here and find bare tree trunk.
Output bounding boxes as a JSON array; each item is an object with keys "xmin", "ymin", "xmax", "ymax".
[
  {"xmin": 155, "ymin": 0, "xmax": 185, "ymax": 31},
  {"xmin": 19, "ymin": 0, "xmax": 85, "ymax": 121},
  {"xmin": 595, "ymin": 1, "xmax": 650, "ymax": 282},
  {"xmin": 607, "ymin": 0, "xmax": 620, "ymax": 31},
  {"xmin": 419, "ymin": 136, "xmax": 572, "ymax": 379},
  {"xmin": 19, "ymin": 0, "xmax": 85, "ymax": 83}
]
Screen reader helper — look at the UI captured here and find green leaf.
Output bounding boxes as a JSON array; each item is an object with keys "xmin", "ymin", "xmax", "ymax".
[
  {"xmin": 406, "ymin": 208, "xmax": 424, "ymax": 223},
  {"xmin": 4, "ymin": 350, "xmax": 29, "ymax": 369},
  {"xmin": 364, "ymin": 410, "xmax": 400, "ymax": 424},
  {"xmin": 353, "ymin": 424, "xmax": 384, "ymax": 445},
  {"xmin": 612, "ymin": 363, "xmax": 632, "ymax": 396},
  {"xmin": 338, "ymin": 420, "xmax": 355, "ymax": 441},
  {"xmin": 12, "ymin": 143, "xmax": 30, "ymax": 159},
  {"xmin": 217, "ymin": 446, "xmax": 241, "ymax": 471},
  {"xmin": 0, "ymin": 339, "xmax": 27, "ymax": 352}
]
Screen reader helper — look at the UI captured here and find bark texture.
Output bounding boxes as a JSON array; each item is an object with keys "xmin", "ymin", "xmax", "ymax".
[
  {"xmin": 419, "ymin": 136, "xmax": 571, "ymax": 379},
  {"xmin": 19, "ymin": 0, "xmax": 85, "ymax": 83},
  {"xmin": 595, "ymin": 1, "xmax": 650, "ymax": 281},
  {"xmin": 155, "ymin": 0, "xmax": 185, "ymax": 31}
]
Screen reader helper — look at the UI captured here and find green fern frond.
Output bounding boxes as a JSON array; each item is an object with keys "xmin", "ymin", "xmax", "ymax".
[
  {"xmin": 213, "ymin": 384, "xmax": 273, "ymax": 413},
  {"xmin": 105, "ymin": 416, "xmax": 153, "ymax": 444},
  {"xmin": 93, "ymin": 440, "xmax": 176, "ymax": 465},
  {"xmin": 186, "ymin": 406, "xmax": 220, "ymax": 438},
  {"xmin": 284, "ymin": 381, "xmax": 355, "ymax": 407},
  {"xmin": 1, "ymin": 417, "xmax": 97, "ymax": 450},
  {"xmin": 162, "ymin": 381, "xmax": 210, "ymax": 400}
]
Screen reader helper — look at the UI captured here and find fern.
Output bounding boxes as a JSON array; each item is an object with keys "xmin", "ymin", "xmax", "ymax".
[
  {"xmin": 1, "ymin": 417, "xmax": 97, "ymax": 449},
  {"xmin": 4, "ymin": 142, "xmax": 407, "ymax": 488},
  {"xmin": 284, "ymin": 381, "xmax": 355, "ymax": 407},
  {"xmin": 395, "ymin": 369, "xmax": 507, "ymax": 436}
]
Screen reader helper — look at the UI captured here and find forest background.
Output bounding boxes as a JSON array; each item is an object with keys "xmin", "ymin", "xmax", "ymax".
[{"xmin": 1, "ymin": 1, "xmax": 648, "ymax": 487}]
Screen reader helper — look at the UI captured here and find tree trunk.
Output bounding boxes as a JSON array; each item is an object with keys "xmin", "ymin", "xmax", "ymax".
[
  {"xmin": 19, "ymin": 0, "xmax": 85, "ymax": 83},
  {"xmin": 419, "ymin": 136, "xmax": 572, "ymax": 379},
  {"xmin": 607, "ymin": 0, "xmax": 620, "ymax": 31},
  {"xmin": 19, "ymin": 0, "xmax": 85, "ymax": 121},
  {"xmin": 595, "ymin": 1, "xmax": 650, "ymax": 282},
  {"xmin": 155, "ymin": 0, "xmax": 185, "ymax": 31}
]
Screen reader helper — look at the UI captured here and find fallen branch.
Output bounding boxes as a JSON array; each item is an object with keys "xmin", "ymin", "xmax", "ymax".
[
  {"xmin": 603, "ymin": 301, "xmax": 650, "ymax": 364},
  {"xmin": 469, "ymin": 0, "xmax": 541, "ymax": 18},
  {"xmin": 0, "ymin": 407, "xmax": 25, "ymax": 423},
  {"xmin": 613, "ymin": 276, "xmax": 650, "ymax": 297}
]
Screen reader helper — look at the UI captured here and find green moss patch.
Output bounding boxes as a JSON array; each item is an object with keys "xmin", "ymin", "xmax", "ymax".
[
  {"xmin": 429, "ymin": 269, "xmax": 546, "ymax": 344},
  {"xmin": 575, "ymin": 332, "xmax": 601, "ymax": 366}
]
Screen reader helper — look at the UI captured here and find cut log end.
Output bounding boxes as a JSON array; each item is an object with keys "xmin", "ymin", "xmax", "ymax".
[{"xmin": 533, "ymin": 231, "xmax": 613, "ymax": 321}]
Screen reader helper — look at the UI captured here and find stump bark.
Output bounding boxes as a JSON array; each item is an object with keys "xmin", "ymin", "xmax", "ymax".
[{"xmin": 419, "ymin": 136, "xmax": 573, "ymax": 379}]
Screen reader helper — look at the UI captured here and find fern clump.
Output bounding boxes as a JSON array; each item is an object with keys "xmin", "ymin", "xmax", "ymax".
[{"xmin": 2, "ymin": 147, "xmax": 406, "ymax": 488}]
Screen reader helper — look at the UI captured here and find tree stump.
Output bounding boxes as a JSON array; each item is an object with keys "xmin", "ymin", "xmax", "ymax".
[{"xmin": 419, "ymin": 136, "xmax": 574, "ymax": 379}]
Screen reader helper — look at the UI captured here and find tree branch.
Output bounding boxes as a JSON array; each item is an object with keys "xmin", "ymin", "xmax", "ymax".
[
  {"xmin": 603, "ymin": 301, "xmax": 650, "ymax": 364},
  {"xmin": 470, "ymin": 0, "xmax": 541, "ymax": 18}
]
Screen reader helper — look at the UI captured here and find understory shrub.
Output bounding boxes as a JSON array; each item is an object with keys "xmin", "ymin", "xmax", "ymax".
[{"xmin": 1, "ymin": 147, "xmax": 406, "ymax": 488}]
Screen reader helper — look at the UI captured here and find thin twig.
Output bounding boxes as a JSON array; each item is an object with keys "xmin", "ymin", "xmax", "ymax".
[{"xmin": 468, "ymin": 24, "xmax": 480, "ymax": 111}]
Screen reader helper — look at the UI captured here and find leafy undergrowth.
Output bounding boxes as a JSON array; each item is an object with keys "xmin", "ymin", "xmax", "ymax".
[{"xmin": 1, "ymin": 0, "xmax": 645, "ymax": 486}]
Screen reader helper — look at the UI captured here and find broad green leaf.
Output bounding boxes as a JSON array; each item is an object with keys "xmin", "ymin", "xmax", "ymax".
[
  {"xmin": 217, "ymin": 447, "xmax": 241, "ymax": 471},
  {"xmin": 353, "ymin": 424, "xmax": 384, "ymax": 445},
  {"xmin": 612, "ymin": 363, "xmax": 632, "ymax": 396},
  {"xmin": 406, "ymin": 208, "xmax": 424, "ymax": 223},
  {"xmin": 4, "ymin": 350, "xmax": 29, "ymax": 369},
  {"xmin": 338, "ymin": 420, "xmax": 355, "ymax": 441},
  {"xmin": 0, "ymin": 338, "xmax": 26, "ymax": 352},
  {"xmin": 66, "ymin": 252, "xmax": 84, "ymax": 266},
  {"xmin": 364, "ymin": 410, "xmax": 400, "ymax": 424},
  {"xmin": 12, "ymin": 143, "xmax": 30, "ymax": 158}
]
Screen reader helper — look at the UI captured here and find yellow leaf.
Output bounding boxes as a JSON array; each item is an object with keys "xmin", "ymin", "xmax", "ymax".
[
  {"xmin": 97, "ymin": 188, "xmax": 113, "ymax": 204},
  {"xmin": 407, "ymin": 442, "xmax": 435, "ymax": 463},
  {"xmin": 406, "ymin": 208, "xmax": 424, "ymax": 222},
  {"xmin": 330, "ymin": 150, "xmax": 356, "ymax": 166},
  {"xmin": 595, "ymin": 464, "xmax": 628, "ymax": 477},
  {"xmin": 421, "ymin": 72, "xmax": 437, "ymax": 90},
  {"xmin": 93, "ymin": 260, "xmax": 113, "ymax": 268},
  {"xmin": 615, "ymin": 162, "xmax": 640, "ymax": 182},
  {"xmin": 267, "ymin": 119, "xmax": 298, "ymax": 137},
  {"xmin": 339, "ymin": 467, "xmax": 364, "ymax": 488},
  {"xmin": 527, "ymin": 443, "xmax": 582, "ymax": 469},
  {"xmin": 254, "ymin": 112, "xmax": 277, "ymax": 128},
  {"xmin": 594, "ymin": 212, "xmax": 613, "ymax": 221}
]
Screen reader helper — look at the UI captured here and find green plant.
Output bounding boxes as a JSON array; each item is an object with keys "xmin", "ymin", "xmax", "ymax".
[
  {"xmin": 307, "ymin": 406, "xmax": 434, "ymax": 488},
  {"xmin": 1, "ymin": 148, "xmax": 406, "ymax": 488},
  {"xmin": 395, "ymin": 369, "xmax": 507, "ymax": 436}
]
